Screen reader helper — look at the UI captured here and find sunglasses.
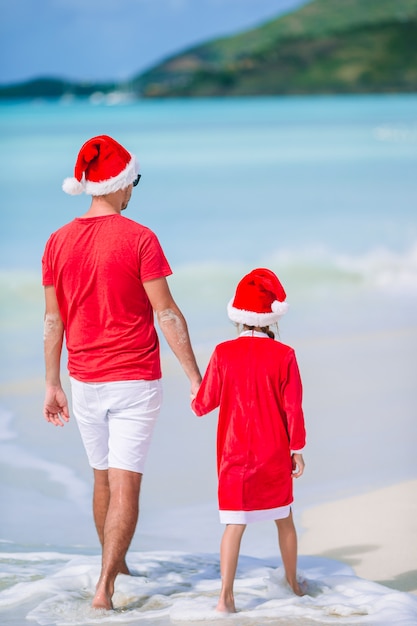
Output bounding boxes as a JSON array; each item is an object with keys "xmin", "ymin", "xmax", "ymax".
[{"xmin": 132, "ymin": 174, "xmax": 141, "ymax": 187}]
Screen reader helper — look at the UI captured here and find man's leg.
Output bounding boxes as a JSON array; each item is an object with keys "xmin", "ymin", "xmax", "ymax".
[
  {"xmin": 275, "ymin": 511, "xmax": 304, "ymax": 596},
  {"xmin": 92, "ymin": 468, "xmax": 142, "ymax": 609},
  {"xmin": 92, "ymin": 469, "xmax": 109, "ymax": 548},
  {"xmin": 216, "ymin": 524, "xmax": 246, "ymax": 613},
  {"xmin": 93, "ymin": 469, "xmax": 130, "ymax": 576}
]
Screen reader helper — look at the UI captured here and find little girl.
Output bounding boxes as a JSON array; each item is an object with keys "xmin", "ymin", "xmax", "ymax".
[{"xmin": 192, "ymin": 268, "xmax": 306, "ymax": 613}]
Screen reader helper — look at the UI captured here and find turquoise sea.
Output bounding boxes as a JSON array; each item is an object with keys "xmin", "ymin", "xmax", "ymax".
[{"xmin": 0, "ymin": 94, "xmax": 416, "ymax": 624}]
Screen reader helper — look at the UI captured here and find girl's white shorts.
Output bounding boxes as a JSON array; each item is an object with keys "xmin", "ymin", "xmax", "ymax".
[{"xmin": 70, "ymin": 378, "xmax": 162, "ymax": 474}]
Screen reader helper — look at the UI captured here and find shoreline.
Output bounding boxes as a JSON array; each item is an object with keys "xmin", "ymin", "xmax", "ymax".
[{"xmin": 298, "ymin": 478, "xmax": 417, "ymax": 595}]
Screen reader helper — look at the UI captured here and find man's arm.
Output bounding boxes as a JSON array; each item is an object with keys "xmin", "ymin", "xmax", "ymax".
[
  {"xmin": 143, "ymin": 277, "xmax": 202, "ymax": 395},
  {"xmin": 43, "ymin": 285, "xmax": 70, "ymax": 426}
]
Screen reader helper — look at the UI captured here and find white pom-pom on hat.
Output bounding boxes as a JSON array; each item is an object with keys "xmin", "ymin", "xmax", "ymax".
[
  {"xmin": 227, "ymin": 268, "xmax": 289, "ymax": 326},
  {"xmin": 62, "ymin": 177, "xmax": 85, "ymax": 195},
  {"xmin": 62, "ymin": 135, "xmax": 139, "ymax": 196}
]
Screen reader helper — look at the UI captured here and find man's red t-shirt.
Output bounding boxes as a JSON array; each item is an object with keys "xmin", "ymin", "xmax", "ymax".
[{"xmin": 42, "ymin": 214, "xmax": 172, "ymax": 382}]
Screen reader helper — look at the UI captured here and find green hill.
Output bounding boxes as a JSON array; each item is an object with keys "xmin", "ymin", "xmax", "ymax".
[
  {"xmin": 1, "ymin": 0, "xmax": 417, "ymax": 99},
  {"xmin": 135, "ymin": 0, "xmax": 417, "ymax": 97}
]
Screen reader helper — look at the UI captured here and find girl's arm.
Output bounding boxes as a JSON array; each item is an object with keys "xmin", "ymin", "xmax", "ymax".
[
  {"xmin": 191, "ymin": 350, "xmax": 221, "ymax": 416},
  {"xmin": 282, "ymin": 350, "xmax": 306, "ymax": 452}
]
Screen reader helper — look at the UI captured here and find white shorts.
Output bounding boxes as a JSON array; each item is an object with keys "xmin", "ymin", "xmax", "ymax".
[{"xmin": 70, "ymin": 378, "xmax": 162, "ymax": 473}]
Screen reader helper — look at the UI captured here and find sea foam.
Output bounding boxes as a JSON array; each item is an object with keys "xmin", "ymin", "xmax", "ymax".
[{"xmin": 0, "ymin": 550, "xmax": 416, "ymax": 625}]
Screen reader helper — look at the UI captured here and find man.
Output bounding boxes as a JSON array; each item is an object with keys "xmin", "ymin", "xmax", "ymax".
[{"xmin": 42, "ymin": 135, "xmax": 202, "ymax": 610}]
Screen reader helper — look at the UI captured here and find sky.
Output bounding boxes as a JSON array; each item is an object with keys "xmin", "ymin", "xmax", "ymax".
[{"xmin": 0, "ymin": 0, "xmax": 309, "ymax": 85}]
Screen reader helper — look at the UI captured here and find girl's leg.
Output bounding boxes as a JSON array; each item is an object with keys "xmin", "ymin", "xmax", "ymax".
[
  {"xmin": 275, "ymin": 510, "xmax": 304, "ymax": 596},
  {"xmin": 217, "ymin": 524, "xmax": 246, "ymax": 613}
]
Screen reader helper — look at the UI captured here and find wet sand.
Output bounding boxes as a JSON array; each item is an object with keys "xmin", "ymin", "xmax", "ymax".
[{"xmin": 299, "ymin": 479, "xmax": 417, "ymax": 594}]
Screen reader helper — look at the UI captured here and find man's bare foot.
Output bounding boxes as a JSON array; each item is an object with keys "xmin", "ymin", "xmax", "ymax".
[
  {"xmin": 92, "ymin": 587, "xmax": 113, "ymax": 610},
  {"xmin": 92, "ymin": 575, "xmax": 115, "ymax": 610},
  {"xmin": 118, "ymin": 561, "xmax": 130, "ymax": 575}
]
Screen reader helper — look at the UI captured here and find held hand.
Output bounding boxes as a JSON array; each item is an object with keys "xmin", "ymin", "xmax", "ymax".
[
  {"xmin": 43, "ymin": 385, "xmax": 70, "ymax": 427},
  {"xmin": 190, "ymin": 377, "xmax": 202, "ymax": 401},
  {"xmin": 292, "ymin": 453, "xmax": 305, "ymax": 478}
]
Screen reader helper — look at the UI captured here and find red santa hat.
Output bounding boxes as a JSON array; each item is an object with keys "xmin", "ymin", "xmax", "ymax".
[
  {"xmin": 227, "ymin": 268, "xmax": 289, "ymax": 326},
  {"xmin": 62, "ymin": 135, "xmax": 139, "ymax": 196}
]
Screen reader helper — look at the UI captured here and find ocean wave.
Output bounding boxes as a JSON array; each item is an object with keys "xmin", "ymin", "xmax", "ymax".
[
  {"xmin": 374, "ymin": 123, "xmax": 417, "ymax": 143},
  {"xmin": 0, "ymin": 550, "xmax": 416, "ymax": 625},
  {"xmin": 1, "ymin": 244, "xmax": 416, "ymax": 341},
  {"xmin": 267, "ymin": 243, "xmax": 417, "ymax": 294},
  {"xmin": 0, "ymin": 406, "xmax": 90, "ymax": 508},
  {"xmin": 2, "ymin": 244, "xmax": 417, "ymax": 301},
  {"xmin": 0, "ymin": 269, "xmax": 43, "ymax": 328},
  {"xmin": 0, "ymin": 409, "xmax": 16, "ymax": 443},
  {"xmin": 171, "ymin": 243, "xmax": 417, "ymax": 303},
  {"xmin": 0, "ymin": 443, "xmax": 91, "ymax": 507}
]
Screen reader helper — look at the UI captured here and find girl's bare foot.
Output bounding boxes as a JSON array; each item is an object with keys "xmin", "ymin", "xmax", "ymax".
[
  {"xmin": 216, "ymin": 593, "xmax": 236, "ymax": 613},
  {"xmin": 288, "ymin": 577, "xmax": 307, "ymax": 596}
]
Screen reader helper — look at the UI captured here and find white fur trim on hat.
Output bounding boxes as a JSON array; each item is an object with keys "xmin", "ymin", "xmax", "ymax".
[
  {"xmin": 62, "ymin": 154, "xmax": 139, "ymax": 196},
  {"xmin": 227, "ymin": 298, "xmax": 289, "ymax": 326}
]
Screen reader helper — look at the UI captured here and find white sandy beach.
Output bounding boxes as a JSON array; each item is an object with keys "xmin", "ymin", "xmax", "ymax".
[{"xmin": 299, "ymin": 479, "xmax": 417, "ymax": 595}]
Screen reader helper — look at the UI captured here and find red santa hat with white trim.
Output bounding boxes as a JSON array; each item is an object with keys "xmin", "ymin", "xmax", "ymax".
[
  {"xmin": 62, "ymin": 135, "xmax": 139, "ymax": 196},
  {"xmin": 227, "ymin": 268, "xmax": 289, "ymax": 326}
]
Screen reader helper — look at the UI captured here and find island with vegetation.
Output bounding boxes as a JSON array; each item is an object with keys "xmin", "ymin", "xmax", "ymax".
[{"xmin": 1, "ymin": 0, "xmax": 417, "ymax": 100}]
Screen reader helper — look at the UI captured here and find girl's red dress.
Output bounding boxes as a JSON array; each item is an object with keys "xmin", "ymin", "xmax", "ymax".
[{"xmin": 192, "ymin": 332, "xmax": 306, "ymax": 513}]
